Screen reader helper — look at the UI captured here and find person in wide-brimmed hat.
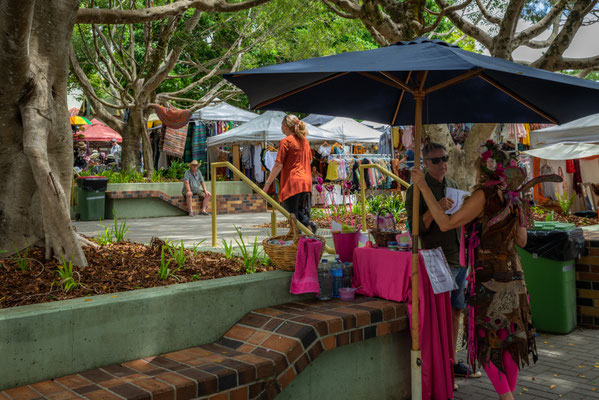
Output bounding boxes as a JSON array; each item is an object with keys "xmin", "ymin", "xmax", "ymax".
[{"xmin": 182, "ymin": 160, "xmax": 211, "ymax": 216}]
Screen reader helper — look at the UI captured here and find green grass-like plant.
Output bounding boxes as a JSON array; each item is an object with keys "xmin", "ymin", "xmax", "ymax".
[
  {"xmin": 158, "ymin": 246, "xmax": 183, "ymax": 280},
  {"xmin": 12, "ymin": 242, "xmax": 30, "ymax": 271},
  {"xmin": 222, "ymin": 239, "xmax": 234, "ymax": 259},
  {"xmin": 56, "ymin": 256, "xmax": 80, "ymax": 293},
  {"xmin": 97, "ymin": 226, "xmax": 114, "ymax": 245},
  {"xmin": 233, "ymin": 226, "xmax": 262, "ymax": 274},
  {"xmin": 167, "ymin": 240, "xmax": 189, "ymax": 270},
  {"xmin": 112, "ymin": 210, "xmax": 129, "ymax": 242},
  {"xmin": 190, "ymin": 240, "xmax": 205, "ymax": 257}
]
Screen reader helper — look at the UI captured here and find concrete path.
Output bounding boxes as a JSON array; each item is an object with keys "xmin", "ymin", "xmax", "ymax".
[
  {"xmin": 73, "ymin": 212, "xmax": 289, "ymax": 248},
  {"xmin": 454, "ymin": 328, "xmax": 599, "ymax": 399}
]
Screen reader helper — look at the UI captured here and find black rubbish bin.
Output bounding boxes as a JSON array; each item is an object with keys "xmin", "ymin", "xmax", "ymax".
[{"xmin": 76, "ymin": 176, "xmax": 108, "ymax": 221}]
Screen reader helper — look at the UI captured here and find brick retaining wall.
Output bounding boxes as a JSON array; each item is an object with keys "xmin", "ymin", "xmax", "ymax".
[
  {"xmin": 576, "ymin": 230, "xmax": 599, "ymax": 328},
  {"xmin": 106, "ymin": 190, "xmax": 266, "ymax": 215}
]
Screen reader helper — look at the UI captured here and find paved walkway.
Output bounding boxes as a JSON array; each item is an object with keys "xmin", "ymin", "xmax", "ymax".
[
  {"xmin": 454, "ymin": 328, "xmax": 599, "ymax": 400},
  {"xmin": 73, "ymin": 212, "xmax": 287, "ymax": 248}
]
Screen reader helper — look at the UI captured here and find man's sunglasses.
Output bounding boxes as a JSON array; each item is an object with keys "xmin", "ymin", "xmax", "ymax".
[{"xmin": 426, "ymin": 155, "xmax": 449, "ymax": 164}]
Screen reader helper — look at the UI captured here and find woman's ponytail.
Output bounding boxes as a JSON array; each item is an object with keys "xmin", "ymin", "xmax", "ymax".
[{"xmin": 283, "ymin": 115, "xmax": 308, "ymax": 140}]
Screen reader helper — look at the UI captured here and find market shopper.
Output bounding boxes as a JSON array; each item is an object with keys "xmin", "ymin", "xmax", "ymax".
[
  {"xmin": 110, "ymin": 138, "xmax": 122, "ymax": 166},
  {"xmin": 411, "ymin": 141, "xmax": 553, "ymax": 400},
  {"xmin": 405, "ymin": 142, "xmax": 476, "ymax": 380},
  {"xmin": 183, "ymin": 160, "xmax": 211, "ymax": 216},
  {"xmin": 263, "ymin": 114, "xmax": 317, "ymax": 234}
]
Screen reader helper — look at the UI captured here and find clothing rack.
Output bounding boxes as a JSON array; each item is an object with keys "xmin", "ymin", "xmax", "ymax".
[{"xmin": 329, "ymin": 153, "xmax": 392, "ymax": 159}]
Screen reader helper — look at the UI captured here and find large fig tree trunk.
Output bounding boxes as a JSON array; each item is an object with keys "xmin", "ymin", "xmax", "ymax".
[{"xmin": 0, "ymin": 0, "xmax": 87, "ymax": 266}]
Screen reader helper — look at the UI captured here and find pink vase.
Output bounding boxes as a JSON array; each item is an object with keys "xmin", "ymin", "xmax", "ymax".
[{"xmin": 332, "ymin": 232, "xmax": 359, "ymax": 263}]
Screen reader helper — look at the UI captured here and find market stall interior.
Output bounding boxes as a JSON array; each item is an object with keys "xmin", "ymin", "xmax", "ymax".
[{"xmin": 225, "ymin": 37, "xmax": 599, "ymax": 400}]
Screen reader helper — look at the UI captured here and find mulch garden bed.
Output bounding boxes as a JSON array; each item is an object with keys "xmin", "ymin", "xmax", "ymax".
[{"xmin": 0, "ymin": 238, "xmax": 271, "ymax": 309}]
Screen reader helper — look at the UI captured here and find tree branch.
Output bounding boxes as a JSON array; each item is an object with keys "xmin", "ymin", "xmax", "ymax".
[
  {"xmin": 421, "ymin": 0, "xmax": 473, "ymax": 34},
  {"xmin": 473, "ymin": 0, "xmax": 501, "ymax": 24},
  {"xmin": 76, "ymin": 0, "xmax": 272, "ymax": 24},
  {"xmin": 435, "ymin": 0, "xmax": 493, "ymax": 49},
  {"xmin": 513, "ymin": 0, "xmax": 567, "ymax": 47}
]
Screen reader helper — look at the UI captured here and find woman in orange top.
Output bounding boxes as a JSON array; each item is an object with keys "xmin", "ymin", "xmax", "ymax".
[{"xmin": 263, "ymin": 115, "xmax": 316, "ymax": 233}]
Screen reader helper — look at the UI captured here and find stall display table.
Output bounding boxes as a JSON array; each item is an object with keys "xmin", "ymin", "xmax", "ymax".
[{"xmin": 353, "ymin": 247, "xmax": 454, "ymax": 400}]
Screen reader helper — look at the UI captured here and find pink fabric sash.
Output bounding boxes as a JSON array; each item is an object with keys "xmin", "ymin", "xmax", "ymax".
[{"xmin": 290, "ymin": 237, "xmax": 322, "ymax": 294}]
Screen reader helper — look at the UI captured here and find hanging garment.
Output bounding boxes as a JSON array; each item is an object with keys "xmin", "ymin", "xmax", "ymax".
[
  {"xmin": 522, "ymin": 124, "xmax": 531, "ymax": 146},
  {"xmin": 402, "ymin": 126, "xmax": 414, "ymax": 149},
  {"xmin": 336, "ymin": 159, "xmax": 347, "ymax": 180},
  {"xmin": 392, "ymin": 126, "xmax": 400, "ymax": 148},
  {"xmin": 264, "ymin": 151, "xmax": 278, "ymax": 171},
  {"xmin": 153, "ymin": 105, "xmax": 191, "ymax": 129},
  {"xmin": 318, "ymin": 144, "xmax": 332, "ymax": 157},
  {"xmin": 326, "ymin": 160, "xmax": 339, "ymax": 180},
  {"xmin": 378, "ymin": 130, "xmax": 392, "ymax": 155},
  {"xmin": 163, "ymin": 127, "xmax": 187, "ymax": 158},
  {"xmin": 573, "ymin": 159, "xmax": 582, "ymax": 195},
  {"xmin": 253, "ymin": 145, "xmax": 264, "ymax": 182},
  {"xmin": 540, "ymin": 164, "xmax": 556, "ymax": 199},
  {"xmin": 183, "ymin": 124, "xmax": 193, "ymax": 163},
  {"xmin": 191, "ymin": 122, "xmax": 208, "ymax": 174},
  {"xmin": 566, "ymin": 160, "xmax": 576, "ymax": 174}
]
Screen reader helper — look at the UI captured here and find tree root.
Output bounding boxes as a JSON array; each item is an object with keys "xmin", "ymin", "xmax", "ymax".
[{"xmin": 78, "ymin": 234, "xmax": 99, "ymax": 248}]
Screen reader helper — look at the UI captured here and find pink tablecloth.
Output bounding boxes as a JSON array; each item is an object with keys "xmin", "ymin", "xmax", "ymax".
[{"xmin": 353, "ymin": 247, "xmax": 454, "ymax": 400}]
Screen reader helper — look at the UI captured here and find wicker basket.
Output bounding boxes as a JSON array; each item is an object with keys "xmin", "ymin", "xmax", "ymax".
[
  {"xmin": 369, "ymin": 207, "xmax": 402, "ymax": 247},
  {"xmin": 262, "ymin": 214, "xmax": 326, "ymax": 271}
]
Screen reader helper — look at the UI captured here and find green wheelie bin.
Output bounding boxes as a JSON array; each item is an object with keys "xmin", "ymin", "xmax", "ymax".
[
  {"xmin": 516, "ymin": 221, "xmax": 585, "ymax": 334},
  {"xmin": 76, "ymin": 176, "xmax": 109, "ymax": 221}
]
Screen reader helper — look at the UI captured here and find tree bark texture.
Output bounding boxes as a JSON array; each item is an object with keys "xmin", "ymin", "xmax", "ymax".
[{"xmin": 0, "ymin": 0, "xmax": 87, "ymax": 265}]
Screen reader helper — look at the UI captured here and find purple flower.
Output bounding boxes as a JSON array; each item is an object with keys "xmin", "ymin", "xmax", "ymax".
[
  {"xmin": 315, "ymin": 184, "xmax": 323, "ymax": 193},
  {"xmin": 481, "ymin": 150, "xmax": 493, "ymax": 162},
  {"xmin": 317, "ymin": 176, "xmax": 323, "ymax": 185},
  {"xmin": 343, "ymin": 181, "xmax": 353, "ymax": 189},
  {"xmin": 325, "ymin": 183, "xmax": 334, "ymax": 192}
]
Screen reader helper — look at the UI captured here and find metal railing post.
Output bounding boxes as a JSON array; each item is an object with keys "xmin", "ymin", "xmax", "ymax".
[
  {"xmin": 271, "ymin": 210, "xmax": 277, "ymax": 237},
  {"xmin": 210, "ymin": 161, "xmax": 335, "ymax": 254},
  {"xmin": 211, "ymin": 164, "xmax": 217, "ymax": 247}
]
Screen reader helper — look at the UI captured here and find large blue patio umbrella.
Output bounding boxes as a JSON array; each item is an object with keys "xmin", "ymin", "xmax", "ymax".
[{"xmin": 224, "ymin": 37, "xmax": 599, "ymax": 399}]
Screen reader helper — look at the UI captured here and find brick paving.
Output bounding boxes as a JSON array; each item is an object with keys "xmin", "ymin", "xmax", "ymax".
[{"xmin": 454, "ymin": 328, "xmax": 599, "ymax": 400}]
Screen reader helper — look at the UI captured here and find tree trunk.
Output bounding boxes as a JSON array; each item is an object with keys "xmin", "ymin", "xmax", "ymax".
[
  {"xmin": 423, "ymin": 123, "xmax": 496, "ymax": 191},
  {"xmin": 120, "ymin": 113, "xmax": 140, "ymax": 171},
  {"xmin": 0, "ymin": 0, "xmax": 87, "ymax": 266}
]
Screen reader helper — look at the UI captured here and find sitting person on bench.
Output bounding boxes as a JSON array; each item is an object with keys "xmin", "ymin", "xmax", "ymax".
[{"xmin": 183, "ymin": 160, "xmax": 211, "ymax": 216}]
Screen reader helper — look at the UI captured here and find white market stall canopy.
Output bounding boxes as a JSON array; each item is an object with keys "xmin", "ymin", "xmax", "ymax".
[
  {"xmin": 361, "ymin": 120, "xmax": 389, "ymax": 132},
  {"xmin": 207, "ymin": 111, "xmax": 334, "ymax": 147},
  {"xmin": 531, "ymin": 112, "xmax": 599, "ymax": 147},
  {"xmin": 319, "ymin": 117, "xmax": 382, "ymax": 144},
  {"xmin": 301, "ymin": 114, "xmax": 335, "ymax": 126},
  {"xmin": 192, "ymin": 102, "xmax": 257, "ymax": 122},
  {"xmin": 523, "ymin": 142, "xmax": 599, "ymax": 160}
]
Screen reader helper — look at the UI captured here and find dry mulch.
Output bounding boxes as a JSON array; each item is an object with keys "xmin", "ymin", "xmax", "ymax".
[
  {"xmin": 0, "ymin": 238, "xmax": 270, "ymax": 309},
  {"xmin": 255, "ymin": 214, "xmax": 408, "ymax": 232},
  {"xmin": 532, "ymin": 210, "xmax": 599, "ymax": 226}
]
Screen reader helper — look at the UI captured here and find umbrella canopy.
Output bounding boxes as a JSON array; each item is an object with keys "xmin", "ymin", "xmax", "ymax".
[
  {"xmin": 531, "ymin": 112, "xmax": 599, "ymax": 148},
  {"xmin": 147, "ymin": 112, "xmax": 162, "ymax": 129},
  {"xmin": 80, "ymin": 119, "xmax": 123, "ymax": 143},
  {"xmin": 225, "ymin": 37, "xmax": 599, "ymax": 126},
  {"xmin": 70, "ymin": 116, "xmax": 91, "ymax": 125},
  {"xmin": 206, "ymin": 111, "xmax": 333, "ymax": 147},
  {"xmin": 319, "ymin": 117, "xmax": 382, "ymax": 143},
  {"xmin": 301, "ymin": 114, "xmax": 335, "ymax": 126},
  {"xmin": 68, "ymin": 108, "xmax": 80, "ymax": 117},
  {"xmin": 192, "ymin": 102, "xmax": 258, "ymax": 122}
]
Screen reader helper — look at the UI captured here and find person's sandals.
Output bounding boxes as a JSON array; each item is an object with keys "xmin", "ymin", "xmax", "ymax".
[
  {"xmin": 189, "ymin": 212, "xmax": 195, "ymax": 217},
  {"xmin": 454, "ymin": 360, "xmax": 481, "ymax": 378},
  {"xmin": 200, "ymin": 211, "xmax": 209, "ymax": 215}
]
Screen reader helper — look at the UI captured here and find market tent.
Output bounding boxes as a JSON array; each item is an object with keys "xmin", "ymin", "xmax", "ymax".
[
  {"xmin": 80, "ymin": 119, "xmax": 123, "ymax": 143},
  {"xmin": 531, "ymin": 112, "xmax": 599, "ymax": 147},
  {"xmin": 206, "ymin": 111, "xmax": 333, "ymax": 147},
  {"xmin": 192, "ymin": 102, "xmax": 257, "ymax": 122},
  {"xmin": 319, "ymin": 117, "xmax": 382, "ymax": 143},
  {"xmin": 361, "ymin": 120, "xmax": 389, "ymax": 132},
  {"xmin": 523, "ymin": 143, "xmax": 599, "ymax": 160},
  {"xmin": 301, "ymin": 114, "xmax": 335, "ymax": 126}
]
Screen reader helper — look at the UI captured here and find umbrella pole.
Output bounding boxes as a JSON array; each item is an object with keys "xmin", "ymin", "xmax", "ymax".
[{"xmin": 411, "ymin": 92, "xmax": 424, "ymax": 400}]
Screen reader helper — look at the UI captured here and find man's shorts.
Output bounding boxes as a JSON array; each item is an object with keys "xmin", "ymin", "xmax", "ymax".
[
  {"xmin": 183, "ymin": 189, "xmax": 205, "ymax": 200},
  {"xmin": 450, "ymin": 265, "xmax": 469, "ymax": 310}
]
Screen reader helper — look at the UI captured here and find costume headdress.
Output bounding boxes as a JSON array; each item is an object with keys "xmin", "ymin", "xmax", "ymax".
[{"xmin": 477, "ymin": 140, "xmax": 562, "ymax": 228}]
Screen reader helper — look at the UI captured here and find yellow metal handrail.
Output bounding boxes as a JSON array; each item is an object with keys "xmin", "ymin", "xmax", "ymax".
[
  {"xmin": 359, "ymin": 164, "xmax": 410, "ymax": 229},
  {"xmin": 210, "ymin": 161, "xmax": 334, "ymax": 254}
]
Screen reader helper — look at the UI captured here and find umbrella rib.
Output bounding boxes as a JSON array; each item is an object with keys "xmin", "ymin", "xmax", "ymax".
[
  {"xmin": 478, "ymin": 73, "xmax": 558, "ymax": 124},
  {"xmin": 424, "ymin": 68, "xmax": 484, "ymax": 95},
  {"xmin": 254, "ymin": 72, "xmax": 349, "ymax": 109},
  {"xmin": 378, "ymin": 72, "xmax": 416, "ymax": 93},
  {"xmin": 391, "ymin": 71, "xmax": 413, "ymax": 126}
]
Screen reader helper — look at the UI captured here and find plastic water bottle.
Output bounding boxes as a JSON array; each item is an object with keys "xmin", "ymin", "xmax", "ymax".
[
  {"xmin": 343, "ymin": 262, "xmax": 353, "ymax": 288},
  {"xmin": 332, "ymin": 263, "xmax": 343, "ymax": 298},
  {"xmin": 317, "ymin": 260, "xmax": 332, "ymax": 300}
]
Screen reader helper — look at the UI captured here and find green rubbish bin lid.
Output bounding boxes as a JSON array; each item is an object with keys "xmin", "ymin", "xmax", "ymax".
[{"xmin": 531, "ymin": 221, "xmax": 577, "ymax": 231}]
